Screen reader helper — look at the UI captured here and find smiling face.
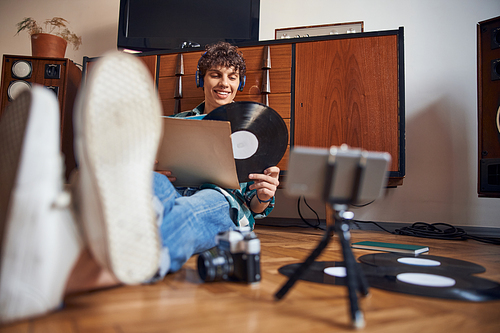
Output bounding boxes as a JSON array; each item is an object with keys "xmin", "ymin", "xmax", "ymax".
[{"xmin": 203, "ymin": 66, "xmax": 241, "ymax": 114}]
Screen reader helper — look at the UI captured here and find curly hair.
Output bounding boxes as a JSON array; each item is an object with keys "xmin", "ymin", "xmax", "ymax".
[{"xmin": 197, "ymin": 41, "xmax": 246, "ymax": 78}]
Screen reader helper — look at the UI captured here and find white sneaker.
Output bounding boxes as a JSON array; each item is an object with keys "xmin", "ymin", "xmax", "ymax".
[
  {"xmin": 74, "ymin": 51, "xmax": 163, "ymax": 285},
  {"xmin": 0, "ymin": 87, "xmax": 82, "ymax": 324}
]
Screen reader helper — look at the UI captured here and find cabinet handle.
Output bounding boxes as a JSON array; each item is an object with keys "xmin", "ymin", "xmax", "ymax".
[
  {"xmin": 261, "ymin": 46, "xmax": 271, "ymax": 106},
  {"xmin": 175, "ymin": 76, "xmax": 182, "ymax": 98},
  {"xmin": 262, "ymin": 69, "xmax": 271, "ymax": 93},
  {"xmin": 175, "ymin": 53, "xmax": 184, "ymax": 75},
  {"xmin": 262, "ymin": 45, "xmax": 271, "ymax": 69},
  {"xmin": 174, "ymin": 53, "xmax": 184, "ymax": 114}
]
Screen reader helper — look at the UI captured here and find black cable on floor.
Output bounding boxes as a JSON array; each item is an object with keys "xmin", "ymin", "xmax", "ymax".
[
  {"xmin": 351, "ymin": 219, "xmax": 395, "ymax": 234},
  {"xmin": 297, "ymin": 197, "xmax": 325, "ymax": 230},
  {"xmin": 353, "ymin": 220, "xmax": 500, "ymax": 245}
]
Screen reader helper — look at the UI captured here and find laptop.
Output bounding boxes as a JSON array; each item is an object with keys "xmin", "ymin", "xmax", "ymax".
[{"xmin": 155, "ymin": 117, "xmax": 240, "ymax": 189}]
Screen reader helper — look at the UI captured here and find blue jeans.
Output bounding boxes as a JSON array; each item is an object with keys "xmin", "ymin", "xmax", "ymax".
[{"xmin": 152, "ymin": 172, "xmax": 236, "ymax": 274}]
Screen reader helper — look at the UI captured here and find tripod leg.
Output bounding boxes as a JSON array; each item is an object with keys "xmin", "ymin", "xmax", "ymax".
[
  {"xmin": 338, "ymin": 221, "xmax": 369, "ymax": 296},
  {"xmin": 336, "ymin": 220, "xmax": 366, "ymax": 329},
  {"xmin": 274, "ymin": 225, "xmax": 334, "ymax": 300}
]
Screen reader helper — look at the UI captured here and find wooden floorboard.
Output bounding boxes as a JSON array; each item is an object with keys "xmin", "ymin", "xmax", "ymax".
[{"xmin": 1, "ymin": 226, "xmax": 500, "ymax": 332}]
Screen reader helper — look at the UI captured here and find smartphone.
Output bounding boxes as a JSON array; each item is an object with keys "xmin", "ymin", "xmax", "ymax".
[{"xmin": 284, "ymin": 145, "xmax": 391, "ymax": 205}]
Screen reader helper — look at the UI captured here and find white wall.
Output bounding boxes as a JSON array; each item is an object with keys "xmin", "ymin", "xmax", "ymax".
[
  {"xmin": 1, "ymin": 0, "xmax": 499, "ymax": 228},
  {"xmin": 0, "ymin": 0, "xmax": 120, "ymax": 71},
  {"xmin": 264, "ymin": 0, "xmax": 500, "ymax": 228}
]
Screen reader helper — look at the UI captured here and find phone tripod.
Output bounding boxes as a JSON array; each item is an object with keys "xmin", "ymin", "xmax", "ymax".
[{"xmin": 274, "ymin": 203, "xmax": 369, "ymax": 329}]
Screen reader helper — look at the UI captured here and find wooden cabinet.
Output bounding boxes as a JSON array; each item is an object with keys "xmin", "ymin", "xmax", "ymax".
[{"xmin": 84, "ymin": 28, "xmax": 405, "ymax": 185}]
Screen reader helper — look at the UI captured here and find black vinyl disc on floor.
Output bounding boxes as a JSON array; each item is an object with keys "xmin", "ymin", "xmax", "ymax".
[
  {"xmin": 278, "ymin": 261, "xmax": 500, "ymax": 302},
  {"xmin": 278, "ymin": 261, "xmax": 349, "ymax": 286},
  {"xmin": 204, "ymin": 102, "xmax": 288, "ymax": 182},
  {"xmin": 358, "ymin": 253, "xmax": 486, "ymax": 275},
  {"xmin": 363, "ymin": 265, "xmax": 500, "ymax": 302}
]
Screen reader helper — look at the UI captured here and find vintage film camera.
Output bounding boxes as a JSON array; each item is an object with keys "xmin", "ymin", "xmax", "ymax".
[{"xmin": 197, "ymin": 229, "xmax": 261, "ymax": 283}]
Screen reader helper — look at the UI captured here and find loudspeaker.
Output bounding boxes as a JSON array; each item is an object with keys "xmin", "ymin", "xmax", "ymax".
[
  {"xmin": 478, "ymin": 16, "xmax": 500, "ymax": 197},
  {"xmin": 0, "ymin": 55, "xmax": 82, "ymax": 180}
]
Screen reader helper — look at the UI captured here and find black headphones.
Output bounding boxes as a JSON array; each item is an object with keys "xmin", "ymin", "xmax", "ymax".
[{"xmin": 195, "ymin": 52, "xmax": 246, "ymax": 92}]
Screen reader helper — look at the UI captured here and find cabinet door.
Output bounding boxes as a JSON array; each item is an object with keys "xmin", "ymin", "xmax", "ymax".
[{"xmin": 294, "ymin": 36, "xmax": 400, "ymax": 174}]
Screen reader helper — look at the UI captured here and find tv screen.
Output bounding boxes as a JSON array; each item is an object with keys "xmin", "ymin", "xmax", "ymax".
[{"xmin": 118, "ymin": 0, "xmax": 260, "ymax": 52}]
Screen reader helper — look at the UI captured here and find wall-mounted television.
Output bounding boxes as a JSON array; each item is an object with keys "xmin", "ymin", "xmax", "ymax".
[{"xmin": 117, "ymin": 0, "xmax": 260, "ymax": 52}]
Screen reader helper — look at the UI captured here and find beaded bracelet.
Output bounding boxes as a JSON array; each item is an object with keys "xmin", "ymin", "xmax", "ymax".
[{"xmin": 256, "ymin": 194, "xmax": 273, "ymax": 204}]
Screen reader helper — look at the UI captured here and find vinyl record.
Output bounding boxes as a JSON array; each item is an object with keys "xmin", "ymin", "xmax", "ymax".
[
  {"xmin": 364, "ymin": 265, "xmax": 500, "ymax": 302},
  {"xmin": 278, "ymin": 261, "xmax": 500, "ymax": 302},
  {"xmin": 278, "ymin": 261, "xmax": 387, "ymax": 286},
  {"xmin": 358, "ymin": 253, "xmax": 486, "ymax": 275},
  {"xmin": 278, "ymin": 261, "xmax": 348, "ymax": 286},
  {"xmin": 204, "ymin": 101, "xmax": 288, "ymax": 182}
]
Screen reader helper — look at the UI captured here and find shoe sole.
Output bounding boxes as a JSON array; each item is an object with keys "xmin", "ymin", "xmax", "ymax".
[
  {"xmin": 76, "ymin": 52, "xmax": 162, "ymax": 284},
  {"xmin": 0, "ymin": 87, "xmax": 81, "ymax": 323},
  {"xmin": 0, "ymin": 92, "xmax": 31, "ymax": 253}
]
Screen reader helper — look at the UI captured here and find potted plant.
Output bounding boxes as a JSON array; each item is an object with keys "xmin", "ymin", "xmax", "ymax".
[{"xmin": 16, "ymin": 17, "xmax": 82, "ymax": 58}]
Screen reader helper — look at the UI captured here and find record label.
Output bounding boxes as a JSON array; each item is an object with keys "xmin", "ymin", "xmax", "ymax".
[
  {"xmin": 397, "ymin": 257, "xmax": 441, "ymax": 266},
  {"xmin": 231, "ymin": 130, "xmax": 258, "ymax": 159},
  {"xmin": 324, "ymin": 266, "xmax": 347, "ymax": 278},
  {"xmin": 396, "ymin": 273, "xmax": 456, "ymax": 287},
  {"xmin": 204, "ymin": 101, "xmax": 288, "ymax": 182}
]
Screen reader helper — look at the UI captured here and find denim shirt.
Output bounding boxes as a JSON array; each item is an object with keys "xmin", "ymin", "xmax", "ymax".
[{"xmin": 171, "ymin": 102, "xmax": 274, "ymax": 230}]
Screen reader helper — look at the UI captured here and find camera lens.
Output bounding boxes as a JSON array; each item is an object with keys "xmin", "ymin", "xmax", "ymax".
[{"xmin": 197, "ymin": 247, "xmax": 233, "ymax": 282}]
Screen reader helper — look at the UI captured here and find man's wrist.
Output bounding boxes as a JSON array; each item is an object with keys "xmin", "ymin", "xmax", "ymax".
[{"xmin": 256, "ymin": 193, "xmax": 272, "ymax": 204}]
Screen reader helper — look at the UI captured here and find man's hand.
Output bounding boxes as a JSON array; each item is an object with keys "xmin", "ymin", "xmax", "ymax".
[
  {"xmin": 154, "ymin": 160, "xmax": 177, "ymax": 183},
  {"xmin": 248, "ymin": 166, "xmax": 280, "ymax": 213}
]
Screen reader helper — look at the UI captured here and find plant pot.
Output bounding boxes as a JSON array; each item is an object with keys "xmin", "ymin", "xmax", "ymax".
[{"xmin": 31, "ymin": 33, "xmax": 67, "ymax": 58}]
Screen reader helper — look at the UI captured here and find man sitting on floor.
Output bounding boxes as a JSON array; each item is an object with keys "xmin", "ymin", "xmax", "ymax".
[{"xmin": 0, "ymin": 42, "xmax": 280, "ymax": 323}]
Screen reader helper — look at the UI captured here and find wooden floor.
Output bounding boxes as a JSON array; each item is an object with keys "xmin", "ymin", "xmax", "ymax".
[{"xmin": 1, "ymin": 225, "xmax": 500, "ymax": 333}]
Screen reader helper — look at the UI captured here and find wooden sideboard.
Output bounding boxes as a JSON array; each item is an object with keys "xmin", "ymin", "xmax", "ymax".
[{"xmin": 84, "ymin": 28, "xmax": 405, "ymax": 185}]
